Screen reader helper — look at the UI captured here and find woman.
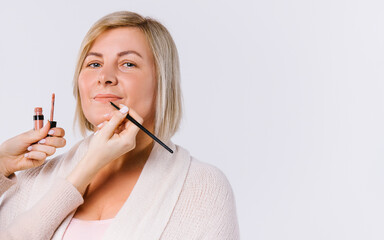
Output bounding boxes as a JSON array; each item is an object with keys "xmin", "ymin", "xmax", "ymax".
[{"xmin": 0, "ymin": 11, "xmax": 239, "ymax": 239}]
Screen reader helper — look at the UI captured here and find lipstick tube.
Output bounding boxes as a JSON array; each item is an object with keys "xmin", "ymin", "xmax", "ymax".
[{"xmin": 34, "ymin": 107, "xmax": 44, "ymax": 130}]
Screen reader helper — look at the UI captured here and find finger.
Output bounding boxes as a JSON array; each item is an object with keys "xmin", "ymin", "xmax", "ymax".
[
  {"xmin": 24, "ymin": 151, "xmax": 47, "ymax": 162},
  {"xmin": 96, "ymin": 121, "xmax": 107, "ymax": 130},
  {"xmin": 99, "ymin": 104, "xmax": 129, "ymax": 139},
  {"xmin": 27, "ymin": 144, "xmax": 56, "ymax": 157},
  {"xmin": 21, "ymin": 158, "xmax": 45, "ymax": 170},
  {"xmin": 25, "ymin": 121, "xmax": 51, "ymax": 144},
  {"xmin": 47, "ymin": 127, "xmax": 65, "ymax": 137},
  {"xmin": 102, "ymin": 112, "xmax": 113, "ymax": 121},
  {"xmin": 120, "ymin": 108, "xmax": 143, "ymax": 138},
  {"xmin": 38, "ymin": 137, "xmax": 66, "ymax": 149},
  {"xmin": 93, "ymin": 121, "xmax": 107, "ymax": 135},
  {"xmin": 120, "ymin": 121, "xmax": 141, "ymax": 141},
  {"xmin": 127, "ymin": 108, "xmax": 144, "ymax": 125},
  {"xmin": 114, "ymin": 119, "xmax": 128, "ymax": 134}
]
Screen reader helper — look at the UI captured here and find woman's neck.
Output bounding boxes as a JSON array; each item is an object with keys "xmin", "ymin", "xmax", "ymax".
[{"xmin": 105, "ymin": 131, "xmax": 154, "ymax": 174}]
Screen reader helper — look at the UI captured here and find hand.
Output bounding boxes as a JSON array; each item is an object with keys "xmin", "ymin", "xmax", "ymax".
[
  {"xmin": 67, "ymin": 104, "xmax": 142, "ymax": 194},
  {"xmin": 0, "ymin": 121, "xmax": 66, "ymax": 177},
  {"xmin": 84, "ymin": 104, "xmax": 142, "ymax": 171}
]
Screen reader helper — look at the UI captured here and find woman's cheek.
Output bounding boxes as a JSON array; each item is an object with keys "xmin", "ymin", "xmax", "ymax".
[
  {"xmin": 78, "ymin": 73, "xmax": 95, "ymax": 123},
  {"xmin": 78, "ymin": 72, "xmax": 91, "ymax": 91},
  {"xmin": 134, "ymin": 87, "xmax": 156, "ymax": 121}
]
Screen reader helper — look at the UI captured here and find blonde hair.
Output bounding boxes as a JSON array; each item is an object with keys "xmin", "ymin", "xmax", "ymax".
[{"xmin": 73, "ymin": 11, "xmax": 183, "ymax": 142}]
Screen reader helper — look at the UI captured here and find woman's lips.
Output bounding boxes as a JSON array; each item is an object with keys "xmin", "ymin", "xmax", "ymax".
[{"xmin": 94, "ymin": 94, "xmax": 122, "ymax": 103}]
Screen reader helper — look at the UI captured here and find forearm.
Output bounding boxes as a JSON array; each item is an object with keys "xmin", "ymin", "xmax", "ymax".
[
  {"xmin": 0, "ymin": 154, "xmax": 12, "ymax": 178},
  {"xmin": 0, "ymin": 177, "xmax": 83, "ymax": 240},
  {"xmin": 66, "ymin": 154, "xmax": 100, "ymax": 195},
  {"xmin": 0, "ymin": 173, "xmax": 17, "ymax": 197}
]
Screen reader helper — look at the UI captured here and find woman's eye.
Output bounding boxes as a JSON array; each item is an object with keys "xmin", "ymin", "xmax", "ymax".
[
  {"xmin": 123, "ymin": 62, "xmax": 135, "ymax": 68},
  {"xmin": 88, "ymin": 62, "xmax": 101, "ymax": 68}
]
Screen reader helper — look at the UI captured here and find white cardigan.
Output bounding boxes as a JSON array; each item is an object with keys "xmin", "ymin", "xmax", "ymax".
[{"xmin": 0, "ymin": 136, "xmax": 240, "ymax": 239}]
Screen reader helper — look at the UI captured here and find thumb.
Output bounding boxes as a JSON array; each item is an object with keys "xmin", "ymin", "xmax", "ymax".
[
  {"xmin": 99, "ymin": 105, "xmax": 129, "ymax": 139},
  {"xmin": 27, "ymin": 121, "xmax": 51, "ymax": 143}
]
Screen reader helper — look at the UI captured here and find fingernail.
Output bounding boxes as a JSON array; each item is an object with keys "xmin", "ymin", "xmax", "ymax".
[
  {"xmin": 97, "ymin": 123, "xmax": 104, "ymax": 128},
  {"xmin": 48, "ymin": 130, "xmax": 54, "ymax": 135},
  {"xmin": 38, "ymin": 139, "xmax": 46, "ymax": 144},
  {"xmin": 94, "ymin": 130, "xmax": 99, "ymax": 135},
  {"xmin": 24, "ymin": 153, "xmax": 29, "ymax": 158},
  {"xmin": 27, "ymin": 146, "xmax": 32, "ymax": 151},
  {"xmin": 103, "ymin": 113, "xmax": 110, "ymax": 117},
  {"xmin": 119, "ymin": 106, "xmax": 129, "ymax": 114}
]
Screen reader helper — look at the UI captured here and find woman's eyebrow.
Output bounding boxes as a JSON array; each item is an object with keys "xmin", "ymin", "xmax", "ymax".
[
  {"xmin": 86, "ymin": 52, "xmax": 103, "ymax": 57},
  {"xmin": 118, "ymin": 50, "xmax": 143, "ymax": 59},
  {"xmin": 85, "ymin": 51, "xmax": 143, "ymax": 58}
]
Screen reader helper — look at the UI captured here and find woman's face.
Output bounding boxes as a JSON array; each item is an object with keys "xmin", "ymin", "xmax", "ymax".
[{"xmin": 78, "ymin": 27, "xmax": 157, "ymax": 129}]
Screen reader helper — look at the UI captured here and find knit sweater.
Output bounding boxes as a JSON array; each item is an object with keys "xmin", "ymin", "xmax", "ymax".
[{"xmin": 0, "ymin": 136, "xmax": 240, "ymax": 239}]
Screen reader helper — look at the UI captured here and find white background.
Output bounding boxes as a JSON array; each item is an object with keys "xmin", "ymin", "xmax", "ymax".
[{"xmin": 1, "ymin": 0, "xmax": 384, "ymax": 239}]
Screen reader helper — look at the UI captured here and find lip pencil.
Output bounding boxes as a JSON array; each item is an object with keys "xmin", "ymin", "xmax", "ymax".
[{"xmin": 109, "ymin": 101, "xmax": 173, "ymax": 154}]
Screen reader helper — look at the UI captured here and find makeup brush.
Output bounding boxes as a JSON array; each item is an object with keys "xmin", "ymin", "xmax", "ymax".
[{"xmin": 109, "ymin": 102, "xmax": 173, "ymax": 154}]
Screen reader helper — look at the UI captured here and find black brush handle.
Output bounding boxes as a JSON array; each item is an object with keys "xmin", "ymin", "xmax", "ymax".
[{"xmin": 110, "ymin": 102, "xmax": 173, "ymax": 154}]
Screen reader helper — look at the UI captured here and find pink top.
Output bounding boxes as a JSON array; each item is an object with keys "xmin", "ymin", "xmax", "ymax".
[{"xmin": 62, "ymin": 218, "xmax": 114, "ymax": 240}]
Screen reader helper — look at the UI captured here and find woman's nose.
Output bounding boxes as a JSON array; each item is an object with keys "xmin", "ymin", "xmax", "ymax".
[{"xmin": 98, "ymin": 65, "xmax": 118, "ymax": 85}]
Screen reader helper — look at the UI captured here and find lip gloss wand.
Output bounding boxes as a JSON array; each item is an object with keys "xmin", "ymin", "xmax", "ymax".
[{"xmin": 49, "ymin": 93, "xmax": 57, "ymax": 128}]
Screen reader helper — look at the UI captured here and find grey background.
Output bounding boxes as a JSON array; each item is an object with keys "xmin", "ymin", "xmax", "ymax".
[{"xmin": 1, "ymin": 0, "xmax": 383, "ymax": 239}]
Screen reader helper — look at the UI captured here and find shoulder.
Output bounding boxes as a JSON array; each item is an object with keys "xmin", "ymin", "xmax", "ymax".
[
  {"xmin": 186, "ymin": 158, "xmax": 234, "ymax": 192},
  {"xmin": 172, "ymin": 144, "xmax": 235, "ymax": 198},
  {"xmin": 182, "ymin": 157, "xmax": 237, "ymax": 210},
  {"xmin": 165, "ymin": 156, "xmax": 240, "ymax": 239}
]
